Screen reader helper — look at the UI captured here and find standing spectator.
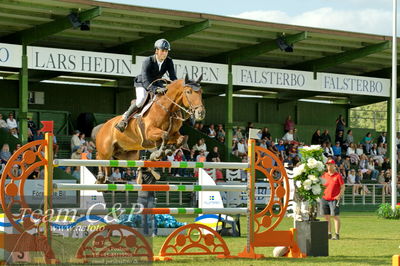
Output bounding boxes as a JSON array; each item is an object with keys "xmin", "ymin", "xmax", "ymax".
[
  {"xmin": 284, "ymin": 115, "xmax": 295, "ymax": 133},
  {"xmin": 207, "ymin": 124, "xmax": 216, "ymax": 139},
  {"xmin": 0, "ymin": 114, "xmax": 8, "ymax": 130},
  {"xmin": 335, "ymin": 115, "xmax": 346, "ymax": 134},
  {"xmin": 321, "ymin": 159, "xmax": 345, "ymax": 240},
  {"xmin": 321, "ymin": 129, "xmax": 332, "ymax": 144},
  {"xmin": 70, "ymin": 130, "xmax": 81, "ymax": 152},
  {"xmin": 6, "ymin": 113, "xmax": 18, "ymax": 131},
  {"xmin": 0, "ymin": 144, "xmax": 11, "ymax": 164},
  {"xmin": 136, "ymin": 167, "xmax": 160, "ymax": 236},
  {"xmin": 311, "ymin": 129, "xmax": 322, "ymax": 145},
  {"xmin": 377, "ymin": 132, "xmax": 386, "ymax": 145}
]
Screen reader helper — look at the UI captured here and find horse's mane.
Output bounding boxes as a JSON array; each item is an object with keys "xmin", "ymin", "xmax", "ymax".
[{"xmin": 167, "ymin": 76, "xmax": 201, "ymax": 92}]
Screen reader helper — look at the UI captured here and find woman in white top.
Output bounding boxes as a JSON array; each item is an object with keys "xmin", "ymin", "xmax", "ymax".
[
  {"xmin": 0, "ymin": 114, "xmax": 7, "ymax": 129},
  {"xmin": 192, "ymin": 138, "xmax": 207, "ymax": 153},
  {"xmin": 346, "ymin": 143, "xmax": 360, "ymax": 165},
  {"xmin": 6, "ymin": 113, "xmax": 17, "ymax": 130},
  {"xmin": 356, "ymin": 144, "xmax": 364, "ymax": 156},
  {"xmin": 347, "ymin": 169, "xmax": 362, "ymax": 195}
]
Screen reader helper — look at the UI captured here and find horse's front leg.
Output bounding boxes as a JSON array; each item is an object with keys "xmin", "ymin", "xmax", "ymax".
[{"xmin": 147, "ymin": 127, "xmax": 169, "ymax": 161}]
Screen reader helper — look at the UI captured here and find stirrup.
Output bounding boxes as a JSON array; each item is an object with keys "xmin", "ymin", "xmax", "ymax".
[{"xmin": 115, "ymin": 120, "xmax": 128, "ymax": 132}]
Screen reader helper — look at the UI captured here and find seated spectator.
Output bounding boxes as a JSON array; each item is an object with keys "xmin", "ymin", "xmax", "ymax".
[
  {"xmin": 199, "ymin": 123, "xmax": 208, "ymax": 135},
  {"xmin": 72, "ymin": 167, "xmax": 80, "ymax": 180},
  {"xmin": 259, "ymin": 139, "xmax": 268, "ymax": 151},
  {"xmin": 0, "ymin": 114, "xmax": 8, "ymax": 130},
  {"xmin": 346, "ymin": 143, "xmax": 359, "ymax": 164},
  {"xmin": 6, "ymin": 113, "xmax": 18, "ymax": 131},
  {"xmin": 378, "ymin": 170, "xmax": 391, "ymax": 195},
  {"xmin": 79, "ymin": 132, "xmax": 87, "ymax": 146},
  {"xmin": 347, "ymin": 169, "xmax": 362, "ymax": 195},
  {"xmin": 0, "ymin": 144, "xmax": 11, "ymax": 164},
  {"xmin": 311, "ymin": 129, "xmax": 321, "ymax": 145},
  {"xmin": 217, "ymin": 136, "xmax": 225, "ymax": 144},
  {"xmin": 293, "ymin": 128, "xmax": 300, "ymax": 143},
  {"xmin": 335, "ymin": 155, "xmax": 343, "ymax": 169},
  {"xmin": 344, "ymin": 129, "xmax": 354, "ymax": 148},
  {"xmin": 332, "ymin": 141, "xmax": 342, "ymax": 157},
  {"xmin": 192, "ymin": 138, "xmax": 207, "ymax": 153},
  {"xmin": 282, "ymin": 129, "xmax": 294, "ymax": 144},
  {"xmin": 382, "ymin": 157, "xmax": 391, "ymax": 171},
  {"xmin": 122, "ymin": 168, "xmax": 135, "ymax": 181},
  {"xmin": 261, "ymin": 127, "xmax": 271, "ymax": 142},
  {"xmin": 361, "ymin": 132, "xmax": 373, "ymax": 154},
  {"xmin": 207, "ymin": 124, "xmax": 216, "ymax": 139},
  {"xmin": 10, "ymin": 128, "xmax": 18, "ymax": 139},
  {"xmin": 320, "ymin": 129, "xmax": 331, "ymax": 144},
  {"xmin": 187, "ymin": 149, "xmax": 196, "ymax": 162},
  {"xmin": 27, "ymin": 117, "xmax": 37, "ymax": 141},
  {"xmin": 28, "ymin": 167, "xmax": 41, "ymax": 179},
  {"xmin": 367, "ymin": 157, "xmax": 379, "ymax": 181},
  {"xmin": 236, "ymin": 138, "xmax": 248, "ymax": 158},
  {"xmin": 275, "ymin": 139, "xmax": 286, "ymax": 159},
  {"xmin": 173, "ymin": 149, "xmax": 186, "ymax": 177},
  {"xmin": 284, "ymin": 115, "xmax": 295, "ymax": 133},
  {"xmin": 196, "ymin": 150, "xmax": 207, "ymax": 162},
  {"xmin": 110, "ymin": 168, "xmax": 123, "ymax": 182},
  {"xmin": 359, "ymin": 154, "xmax": 369, "ymax": 174},
  {"xmin": 70, "ymin": 130, "xmax": 81, "ymax": 152},
  {"xmin": 216, "ymin": 124, "xmax": 225, "ymax": 139},
  {"xmin": 233, "ymin": 126, "xmax": 244, "ymax": 141},
  {"xmin": 371, "ymin": 144, "xmax": 383, "ymax": 166},
  {"xmin": 335, "ymin": 130, "xmax": 344, "ymax": 146},
  {"xmin": 268, "ymin": 140, "xmax": 280, "ymax": 158},
  {"xmin": 71, "ymin": 147, "xmax": 83, "ymax": 159},
  {"xmin": 324, "ymin": 142, "xmax": 334, "ymax": 157},
  {"xmin": 342, "ymin": 156, "xmax": 351, "ymax": 174},
  {"xmin": 356, "ymin": 144, "xmax": 364, "ymax": 156},
  {"xmin": 377, "ymin": 143, "xmax": 387, "ymax": 157},
  {"xmin": 377, "ymin": 132, "xmax": 386, "ymax": 145},
  {"xmin": 207, "ymin": 146, "xmax": 221, "ymax": 162}
]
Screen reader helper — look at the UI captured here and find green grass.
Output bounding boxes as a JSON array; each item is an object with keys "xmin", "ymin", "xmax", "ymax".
[{"xmin": 12, "ymin": 212, "xmax": 399, "ymax": 265}]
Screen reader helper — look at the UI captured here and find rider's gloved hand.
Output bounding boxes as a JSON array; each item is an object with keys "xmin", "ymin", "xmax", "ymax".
[{"xmin": 155, "ymin": 87, "xmax": 167, "ymax": 94}]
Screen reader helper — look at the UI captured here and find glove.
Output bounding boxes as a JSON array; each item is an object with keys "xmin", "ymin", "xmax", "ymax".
[{"xmin": 155, "ymin": 87, "xmax": 167, "ymax": 94}]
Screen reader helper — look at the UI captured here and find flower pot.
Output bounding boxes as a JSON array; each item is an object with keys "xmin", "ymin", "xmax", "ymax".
[{"xmin": 295, "ymin": 220, "xmax": 328, "ymax": 257}]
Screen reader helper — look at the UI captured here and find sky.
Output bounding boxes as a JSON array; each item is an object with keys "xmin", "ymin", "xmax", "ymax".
[{"xmin": 98, "ymin": 0, "xmax": 396, "ymax": 36}]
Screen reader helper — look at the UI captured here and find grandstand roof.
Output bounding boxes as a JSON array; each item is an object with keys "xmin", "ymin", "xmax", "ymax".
[{"xmin": 0, "ymin": 0, "xmax": 396, "ymax": 105}]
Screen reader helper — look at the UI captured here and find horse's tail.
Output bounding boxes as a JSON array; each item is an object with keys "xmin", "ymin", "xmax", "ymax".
[{"xmin": 91, "ymin": 123, "xmax": 104, "ymax": 145}]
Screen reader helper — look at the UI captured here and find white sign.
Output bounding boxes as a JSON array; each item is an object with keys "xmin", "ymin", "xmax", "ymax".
[
  {"xmin": 28, "ymin": 46, "xmax": 134, "ymax": 77},
  {"xmin": 0, "ymin": 43, "xmax": 21, "ymax": 68},
  {"xmin": 234, "ymin": 65, "xmax": 390, "ymax": 97}
]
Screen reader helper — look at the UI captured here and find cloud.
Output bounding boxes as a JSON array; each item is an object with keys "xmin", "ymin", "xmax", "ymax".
[{"xmin": 232, "ymin": 7, "xmax": 392, "ymax": 35}]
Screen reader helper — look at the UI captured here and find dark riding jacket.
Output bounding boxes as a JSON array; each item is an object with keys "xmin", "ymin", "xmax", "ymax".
[{"xmin": 134, "ymin": 55, "xmax": 177, "ymax": 91}]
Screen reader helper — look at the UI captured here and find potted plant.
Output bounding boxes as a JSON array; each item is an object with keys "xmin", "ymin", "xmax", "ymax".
[{"xmin": 291, "ymin": 145, "xmax": 328, "ymax": 256}]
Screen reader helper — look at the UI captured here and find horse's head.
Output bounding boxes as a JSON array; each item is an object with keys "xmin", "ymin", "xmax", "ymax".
[{"xmin": 179, "ymin": 74, "xmax": 206, "ymax": 121}]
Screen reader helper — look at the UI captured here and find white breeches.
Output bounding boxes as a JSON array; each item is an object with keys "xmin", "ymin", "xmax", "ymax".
[{"xmin": 136, "ymin": 86, "xmax": 148, "ymax": 108}]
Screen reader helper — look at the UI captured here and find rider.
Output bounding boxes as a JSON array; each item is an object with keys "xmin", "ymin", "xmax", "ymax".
[{"xmin": 115, "ymin": 38, "xmax": 178, "ymax": 132}]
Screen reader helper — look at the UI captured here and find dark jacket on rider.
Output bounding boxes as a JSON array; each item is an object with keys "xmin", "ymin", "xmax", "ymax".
[{"xmin": 134, "ymin": 55, "xmax": 177, "ymax": 91}]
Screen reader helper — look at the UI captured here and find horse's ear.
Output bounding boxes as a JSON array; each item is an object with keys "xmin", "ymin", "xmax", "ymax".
[
  {"xmin": 184, "ymin": 73, "xmax": 189, "ymax": 84},
  {"xmin": 196, "ymin": 74, "xmax": 203, "ymax": 84}
]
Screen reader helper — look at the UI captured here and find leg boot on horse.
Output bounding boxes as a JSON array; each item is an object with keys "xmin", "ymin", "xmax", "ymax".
[{"xmin": 115, "ymin": 100, "xmax": 140, "ymax": 132}]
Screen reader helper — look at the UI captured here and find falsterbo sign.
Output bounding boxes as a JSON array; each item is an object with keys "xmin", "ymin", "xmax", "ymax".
[
  {"xmin": 233, "ymin": 65, "xmax": 390, "ymax": 97},
  {"xmin": 0, "ymin": 42, "xmax": 390, "ymax": 97}
]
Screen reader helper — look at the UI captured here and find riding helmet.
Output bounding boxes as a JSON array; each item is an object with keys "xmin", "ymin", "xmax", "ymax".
[{"xmin": 154, "ymin": 39, "xmax": 171, "ymax": 51}]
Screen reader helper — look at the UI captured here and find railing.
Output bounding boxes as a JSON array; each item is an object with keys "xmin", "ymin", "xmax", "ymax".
[
  {"xmin": 341, "ymin": 183, "xmax": 394, "ymax": 205},
  {"xmin": 349, "ymin": 109, "xmax": 400, "ymax": 131}
]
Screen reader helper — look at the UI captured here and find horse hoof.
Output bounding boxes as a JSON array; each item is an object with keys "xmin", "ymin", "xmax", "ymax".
[
  {"xmin": 150, "ymin": 151, "xmax": 163, "ymax": 161},
  {"xmin": 165, "ymin": 149, "xmax": 173, "ymax": 156}
]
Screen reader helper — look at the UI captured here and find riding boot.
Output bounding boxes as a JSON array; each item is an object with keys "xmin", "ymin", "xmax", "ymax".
[{"xmin": 115, "ymin": 103, "xmax": 139, "ymax": 132}]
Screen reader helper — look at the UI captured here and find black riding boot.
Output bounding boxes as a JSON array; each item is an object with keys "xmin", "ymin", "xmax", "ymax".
[{"xmin": 115, "ymin": 103, "xmax": 139, "ymax": 132}]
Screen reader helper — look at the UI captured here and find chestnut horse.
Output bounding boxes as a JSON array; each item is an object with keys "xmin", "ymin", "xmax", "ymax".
[{"xmin": 92, "ymin": 75, "xmax": 205, "ymax": 182}]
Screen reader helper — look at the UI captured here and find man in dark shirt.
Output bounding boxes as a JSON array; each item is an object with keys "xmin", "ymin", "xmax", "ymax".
[
  {"xmin": 115, "ymin": 39, "xmax": 177, "ymax": 132},
  {"xmin": 136, "ymin": 167, "xmax": 160, "ymax": 236}
]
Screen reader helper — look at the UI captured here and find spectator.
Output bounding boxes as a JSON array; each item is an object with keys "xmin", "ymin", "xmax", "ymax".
[
  {"xmin": 6, "ymin": 113, "xmax": 18, "ymax": 130},
  {"xmin": 324, "ymin": 142, "xmax": 334, "ymax": 157},
  {"xmin": 370, "ymin": 144, "xmax": 383, "ymax": 166},
  {"xmin": 356, "ymin": 144, "xmax": 364, "ymax": 156},
  {"xmin": 367, "ymin": 157, "xmax": 379, "ymax": 181},
  {"xmin": 199, "ymin": 123, "xmax": 207, "ymax": 135},
  {"xmin": 236, "ymin": 138, "xmax": 248, "ymax": 158},
  {"xmin": 361, "ymin": 132, "xmax": 373, "ymax": 155},
  {"xmin": 245, "ymin": 122, "xmax": 254, "ymax": 138},
  {"xmin": 284, "ymin": 115, "xmax": 295, "ymax": 133},
  {"xmin": 10, "ymin": 128, "xmax": 18, "ymax": 139},
  {"xmin": 347, "ymin": 169, "xmax": 362, "ymax": 195},
  {"xmin": 207, "ymin": 124, "xmax": 216, "ymax": 139},
  {"xmin": 282, "ymin": 129, "xmax": 294, "ymax": 144},
  {"xmin": 261, "ymin": 127, "xmax": 271, "ymax": 142},
  {"xmin": 311, "ymin": 129, "xmax": 322, "ymax": 145},
  {"xmin": 335, "ymin": 115, "xmax": 346, "ymax": 134},
  {"xmin": 70, "ymin": 130, "xmax": 81, "ymax": 152},
  {"xmin": 173, "ymin": 149, "xmax": 185, "ymax": 177},
  {"xmin": 377, "ymin": 143, "xmax": 387, "ymax": 157},
  {"xmin": 72, "ymin": 167, "xmax": 80, "ymax": 180},
  {"xmin": 332, "ymin": 142, "xmax": 342, "ymax": 157},
  {"xmin": 206, "ymin": 146, "xmax": 221, "ymax": 162},
  {"xmin": 344, "ymin": 130, "xmax": 354, "ymax": 148},
  {"xmin": 0, "ymin": 114, "xmax": 8, "ymax": 130},
  {"xmin": 110, "ymin": 168, "xmax": 122, "ymax": 182},
  {"xmin": 71, "ymin": 147, "xmax": 83, "ymax": 159},
  {"xmin": 28, "ymin": 167, "xmax": 41, "ymax": 179},
  {"xmin": 346, "ymin": 143, "xmax": 359, "ymax": 164},
  {"xmin": 342, "ymin": 156, "xmax": 351, "ymax": 174},
  {"xmin": 335, "ymin": 131, "xmax": 344, "ymax": 146},
  {"xmin": 192, "ymin": 138, "xmax": 207, "ymax": 153},
  {"xmin": 27, "ymin": 117, "xmax": 37, "ymax": 141},
  {"xmin": 196, "ymin": 150, "xmax": 207, "ymax": 162},
  {"xmin": 268, "ymin": 140, "xmax": 280, "ymax": 158},
  {"xmin": 293, "ymin": 128, "xmax": 300, "ymax": 143},
  {"xmin": 79, "ymin": 133, "xmax": 87, "ymax": 146},
  {"xmin": 233, "ymin": 126, "xmax": 244, "ymax": 141},
  {"xmin": 275, "ymin": 139, "xmax": 286, "ymax": 159},
  {"xmin": 378, "ymin": 170, "xmax": 391, "ymax": 195},
  {"xmin": 377, "ymin": 132, "xmax": 386, "ymax": 145},
  {"xmin": 216, "ymin": 124, "xmax": 225, "ymax": 140},
  {"xmin": 122, "ymin": 168, "xmax": 135, "ymax": 181},
  {"xmin": 321, "ymin": 129, "xmax": 332, "ymax": 144},
  {"xmin": 382, "ymin": 157, "xmax": 391, "ymax": 171},
  {"xmin": 0, "ymin": 144, "xmax": 11, "ymax": 164}
]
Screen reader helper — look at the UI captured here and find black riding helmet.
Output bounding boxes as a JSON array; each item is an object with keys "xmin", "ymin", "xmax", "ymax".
[{"xmin": 154, "ymin": 39, "xmax": 171, "ymax": 51}]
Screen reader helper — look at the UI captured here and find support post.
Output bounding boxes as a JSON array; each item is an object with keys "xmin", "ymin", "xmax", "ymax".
[
  {"xmin": 391, "ymin": 0, "xmax": 398, "ymax": 210},
  {"xmin": 19, "ymin": 45, "xmax": 29, "ymax": 144},
  {"xmin": 225, "ymin": 60, "xmax": 234, "ymax": 161},
  {"xmin": 44, "ymin": 133, "xmax": 54, "ymax": 246}
]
